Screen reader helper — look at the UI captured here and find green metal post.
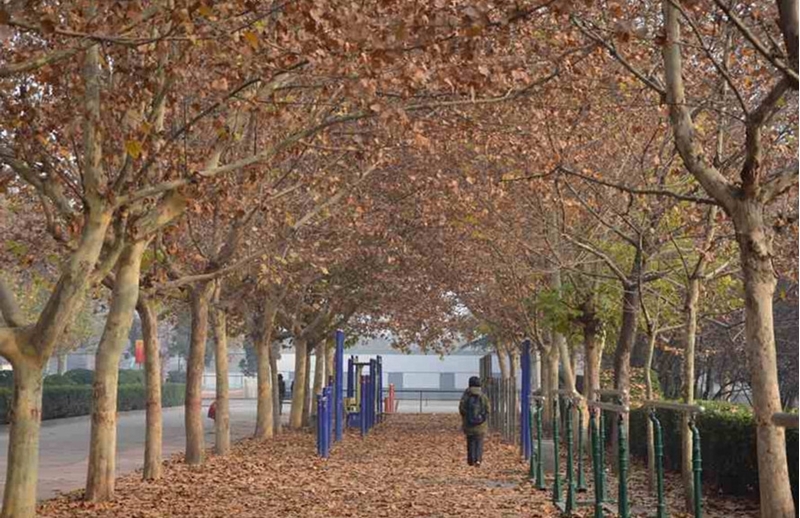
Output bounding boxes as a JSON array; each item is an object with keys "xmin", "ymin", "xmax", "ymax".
[
  {"xmin": 535, "ymin": 401, "xmax": 545, "ymax": 490},
  {"xmin": 577, "ymin": 403, "xmax": 586, "ymax": 492},
  {"xmin": 553, "ymin": 397, "xmax": 562, "ymax": 504},
  {"xmin": 565, "ymin": 399, "xmax": 576, "ymax": 514},
  {"xmin": 590, "ymin": 409, "xmax": 603, "ymax": 518},
  {"xmin": 617, "ymin": 413, "xmax": 630, "ymax": 518},
  {"xmin": 529, "ymin": 404, "xmax": 536, "ymax": 480},
  {"xmin": 690, "ymin": 418, "xmax": 703, "ymax": 518},
  {"xmin": 599, "ymin": 411, "xmax": 606, "ymax": 501},
  {"xmin": 649, "ymin": 411, "xmax": 666, "ymax": 518}
]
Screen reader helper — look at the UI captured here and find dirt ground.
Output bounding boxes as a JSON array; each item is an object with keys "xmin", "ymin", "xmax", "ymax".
[{"xmin": 37, "ymin": 414, "xmax": 759, "ymax": 518}]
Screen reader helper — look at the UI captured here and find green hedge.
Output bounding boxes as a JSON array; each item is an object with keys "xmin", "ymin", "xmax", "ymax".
[
  {"xmin": 0, "ymin": 383, "xmax": 185, "ymax": 424},
  {"xmin": 627, "ymin": 400, "xmax": 798, "ymax": 505}
]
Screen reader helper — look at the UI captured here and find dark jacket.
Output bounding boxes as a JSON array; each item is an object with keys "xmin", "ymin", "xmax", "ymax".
[{"xmin": 459, "ymin": 387, "xmax": 490, "ymax": 436}]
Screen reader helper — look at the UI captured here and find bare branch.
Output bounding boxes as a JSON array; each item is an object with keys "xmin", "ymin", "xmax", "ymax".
[
  {"xmin": 562, "ymin": 233, "xmax": 629, "ymax": 282},
  {"xmin": 662, "ymin": 1, "xmax": 737, "ymax": 211},
  {"xmin": 557, "ymin": 164, "xmax": 718, "ymax": 205},
  {"xmin": 713, "ymin": 0, "xmax": 799, "ymax": 87}
]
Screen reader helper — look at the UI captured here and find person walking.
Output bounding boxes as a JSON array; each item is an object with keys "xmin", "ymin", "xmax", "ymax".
[
  {"xmin": 459, "ymin": 376, "xmax": 490, "ymax": 467},
  {"xmin": 278, "ymin": 374, "xmax": 286, "ymax": 415}
]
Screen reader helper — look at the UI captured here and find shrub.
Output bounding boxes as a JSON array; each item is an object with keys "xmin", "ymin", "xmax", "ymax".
[
  {"xmin": 0, "ymin": 370, "xmax": 13, "ymax": 388},
  {"xmin": 43, "ymin": 374, "xmax": 76, "ymax": 387},
  {"xmin": 0, "ymin": 383, "xmax": 186, "ymax": 423},
  {"xmin": 63, "ymin": 368, "xmax": 94, "ymax": 385},
  {"xmin": 627, "ymin": 400, "xmax": 798, "ymax": 505},
  {"xmin": 117, "ymin": 369, "xmax": 145, "ymax": 385},
  {"xmin": 167, "ymin": 370, "xmax": 187, "ymax": 383}
]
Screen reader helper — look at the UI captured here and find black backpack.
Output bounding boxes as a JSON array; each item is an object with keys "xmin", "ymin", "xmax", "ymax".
[{"xmin": 465, "ymin": 394, "xmax": 486, "ymax": 426}]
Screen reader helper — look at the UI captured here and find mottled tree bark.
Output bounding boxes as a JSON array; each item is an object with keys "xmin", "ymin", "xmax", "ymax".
[
  {"xmin": 86, "ymin": 241, "xmax": 147, "ymax": 501},
  {"xmin": 185, "ymin": 283, "xmax": 212, "ymax": 465},
  {"xmin": 137, "ymin": 295, "xmax": 162, "ymax": 481}
]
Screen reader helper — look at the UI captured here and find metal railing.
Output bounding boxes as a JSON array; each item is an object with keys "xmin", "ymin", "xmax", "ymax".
[{"xmin": 382, "ymin": 389, "xmax": 466, "ymax": 413}]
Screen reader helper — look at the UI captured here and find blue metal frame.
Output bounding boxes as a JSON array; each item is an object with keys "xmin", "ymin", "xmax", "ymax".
[
  {"xmin": 520, "ymin": 339, "xmax": 531, "ymax": 460},
  {"xmin": 334, "ymin": 330, "xmax": 344, "ymax": 442}
]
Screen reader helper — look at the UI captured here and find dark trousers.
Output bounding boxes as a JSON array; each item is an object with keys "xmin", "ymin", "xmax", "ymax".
[{"xmin": 466, "ymin": 434, "xmax": 484, "ymax": 465}]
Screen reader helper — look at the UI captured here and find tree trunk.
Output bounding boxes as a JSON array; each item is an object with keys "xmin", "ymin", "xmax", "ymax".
[
  {"xmin": 210, "ymin": 295, "xmax": 230, "ymax": 455},
  {"xmin": 185, "ymin": 283, "xmax": 212, "ymax": 465},
  {"xmin": 681, "ymin": 273, "xmax": 701, "ymax": 509},
  {"xmin": 496, "ymin": 342, "xmax": 509, "ymax": 380},
  {"xmin": 681, "ymin": 205, "xmax": 717, "ymax": 511},
  {"xmin": 325, "ymin": 339, "xmax": 335, "ymax": 386},
  {"xmin": 612, "ymin": 280, "xmax": 639, "ymax": 469},
  {"xmin": 531, "ymin": 349, "xmax": 541, "ymax": 391},
  {"xmin": 289, "ymin": 338, "xmax": 308, "ymax": 429},
  {"xmin": 510, "ymin": 347, "xmax": 520, "ymax": 380},
  {"xmin": 303, "ymin": 347, "xmax": 312, "ymax": 426},
  {"xmin": 645, "ymin": 330, "xmax": 658, "ymax": 492},
  {"xmin": 542, "ymin": 342, "xmax": 559, "ymax": 436},
  {"xmin": 1, "ymin": 360, "xmax": 43, "ymax": 518},
  {"xmin": 269, "ymin": 343, "xmax": 280, "ymax": 435},
  {"xmin": 582, "ymin": 300, "xmax": 602, "ymax": 457},
  {"xmin": 736, "ymin": 207, "xmax": 795, "ymax": 517},
  {"xmin": 86, "ymin": 241, "xmax": 146, "ymax": 501},
  {"xmin": 1, "ymin": 208, "xmax": 111, "ymax": 518},
  {"xmin": 254, "ymin": 339, "xmax": 273, "ymax": 439},
  {"xmin": 57, "ymin": 353, "xmax": 67, "ymax": 375},
  {"xmin": 312, "ymin": 344, "xmax": 325, "ymax": 415},
  {"xmin": 254, "ymin": 300, "xmax": 276, "ymax": 440},
  {"xmin": 137, "ymin": 295, "xmax": 162, "ymax": 481}
]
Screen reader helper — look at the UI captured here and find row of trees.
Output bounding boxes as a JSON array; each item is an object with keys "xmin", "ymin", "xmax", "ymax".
[{"xmin": 0, "ymin": 1, "xmax": 796, "ymax": 517}]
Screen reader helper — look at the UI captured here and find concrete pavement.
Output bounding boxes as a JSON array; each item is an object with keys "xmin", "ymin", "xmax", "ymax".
[{"xmin": 0, "ymin": 399, "xmax": 283, "ymax": 502}]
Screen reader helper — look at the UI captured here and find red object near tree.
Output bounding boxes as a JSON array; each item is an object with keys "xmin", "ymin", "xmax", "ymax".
[
  {"xmin": 134, "ymin": 340, "xmax": 145, "ymax": 365},
  {"xmin": 208, "ymin": 401, "xmax": 216, "ymax": 421}
]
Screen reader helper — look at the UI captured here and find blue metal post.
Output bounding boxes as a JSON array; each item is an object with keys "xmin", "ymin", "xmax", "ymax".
[
  {"xmin": 377, "ymin": 356, "xmax": 383, "ymax": 423},
  {"xmin": 371, "ymin": 363, "xmax": 377, "ymax": 429},
  {"xmin": 316, "ymin": 393, "xmax": 323, "ymax": 456},
  {"xmin": 347, "ymin": 356, "xmax": 354, "ymax": 398},
  {"xmin": 369, "ymin": 359, "xmax": 377, "ymax": 431},
  {"xmin": 520, "ymin": 339, "xmax": 531, "ymax": 460},
  {"xmin": 335, "ymin": 330, "xmax": 344, "ymax": 442}
]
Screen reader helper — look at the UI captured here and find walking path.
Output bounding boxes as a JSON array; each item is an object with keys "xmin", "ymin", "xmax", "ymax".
[
  {"xmin": 29, "ymin": 413, "xmax": 760, "ymax": 517},
  {"xmin": 39, "ymin": 414, "xmax": 558, "ymax": 517},
  {"xmin": 0, "ymin": 400, "xmax": 276, "ymax": 502}
]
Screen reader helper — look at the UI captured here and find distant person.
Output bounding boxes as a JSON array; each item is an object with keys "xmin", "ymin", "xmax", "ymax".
[
  {"xmin": 459, "ymin": 376, "xmax": 490, "ymax": 467},
  {"xmin": 278, "ymin": 374, "xmax": 286, "ymax": 414}
]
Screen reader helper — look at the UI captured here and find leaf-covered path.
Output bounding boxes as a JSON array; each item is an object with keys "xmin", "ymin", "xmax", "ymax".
[
  {"xmin": 37, "ymin": 414, "xmax": 759, "ymax": 518},
  {"xmin": 38, "ymin": 414, "xmax": 557, "ymax": 518}
]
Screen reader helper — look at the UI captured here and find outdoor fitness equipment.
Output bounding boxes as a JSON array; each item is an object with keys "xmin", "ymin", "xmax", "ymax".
[
  {"xmin": 345, "ymin": 354, "xmax": 383, "ymax": 436},
  {"xmin": 642, "ymin": 400, "xmax": 705, "ymax": 518},
  {"xmin": 317, "ymin": 329, "xmax": 346, "ymax": 458}
]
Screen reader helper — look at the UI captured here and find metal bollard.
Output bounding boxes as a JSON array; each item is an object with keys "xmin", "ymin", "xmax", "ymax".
[
  {"xmin": 618, "ymin": 413, "xmax": 630, "ymax": 518},
  {"xmin": 590, "ymin": 409, "xmax": 603, "ymax": 518},
  {"xmin": 553, "ymin": 397, "xmax": 562, "ymax": 504},
  {"xmin": 599, "ymin": 411, "xmax": 606, "ymax": 501},
  {"xmin": 565, "ymin": 399, "xmax": 576, "ymax": 513},
  {"xmin": 578, "ymin": 404, "xmax": 587, "ymax": 492},
  {"xmin": 690, "ymin": 417, "xmax": 703, "ymax": 518},
  {"xmin": 649, "ymin": 410, "xmax": 666, "ymax": 518},
  {"xmin": 529, "ymin": 404, "xmax": 536, "ymax": 480},
  {"xmin": 535, "ymin": 400, "xmax": 546, "ymax": 490}
]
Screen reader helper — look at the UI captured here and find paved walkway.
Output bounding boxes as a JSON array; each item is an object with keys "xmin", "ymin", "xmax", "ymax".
[
  {"xmin": 39, "ymin": 414, "xmax": 557, "ymax": 517},
  {"xmin": 0, "ymin": 399, "xmax": 283, "ymax": 502}
]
